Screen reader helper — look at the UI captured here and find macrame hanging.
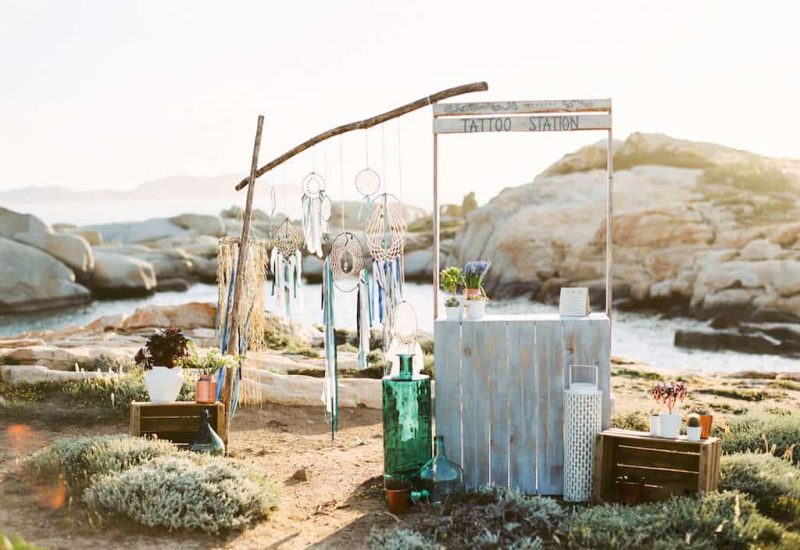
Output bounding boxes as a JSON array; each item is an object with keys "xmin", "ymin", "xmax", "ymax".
[
  {"xmin": 301, "ymin": 172, "xmax": 330, "ymax": 257},
  {"xmin": 270, "ymin": 219, "xmax": 303, "ymax": 318},
  {"xmin": 366, "ymin": 193, "xmax": 406, "ymax": 344},
  {"xmin": 386, "ymin": 300, "xmax": 424, "ymax": 377}
]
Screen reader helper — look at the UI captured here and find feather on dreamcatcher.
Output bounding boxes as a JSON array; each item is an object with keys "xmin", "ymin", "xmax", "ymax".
[
  {"xmin": 301, "ymin": 172, "xmax": 331, "ymax": 257},
  {"xmin": 270, "ymin": 219, "xmax": 303, "ymax": 318}
]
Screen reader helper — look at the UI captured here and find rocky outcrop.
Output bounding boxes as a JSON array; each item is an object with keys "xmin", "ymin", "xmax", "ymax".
[
  {"xmin": 0, "ymin": 237, "xmax": 91, "ymax": 314},
  {"xmin": 451, "ymin": 133, "xmax": 800, "ymax": 320},
  {"xmin": 120, "ymin": 302, "xmax": 217, "ymax": 331},
  {"xmin": 169, "ymin": 213, "xmax": 225, "ymax": 237},
  {"xmin": 91, "ymin": 250, "xmax": 157, "ymax": 297},
  {"xmin": 82, "ymin": 218, "xmax": 190, "ymax": 244}
]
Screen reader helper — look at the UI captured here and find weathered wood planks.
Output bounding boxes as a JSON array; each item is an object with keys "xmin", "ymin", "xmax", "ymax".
[
  {"xmin": 434, "ymin": 114, "xmax": 611, "ymax": 134},
  {"xmin": 434, "ymin": 313, "xmax": 611, "ymax": 495}
]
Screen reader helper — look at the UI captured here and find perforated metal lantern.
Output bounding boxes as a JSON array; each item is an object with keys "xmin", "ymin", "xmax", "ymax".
[{"xmin": 563, "ymin": 364, "xmax": 602, "ymax": 502}]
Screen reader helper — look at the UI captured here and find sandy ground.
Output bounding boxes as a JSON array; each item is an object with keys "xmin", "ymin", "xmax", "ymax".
[{"xmin": 2, "ymin": 366, "xmax": 800, "ymax": 549}]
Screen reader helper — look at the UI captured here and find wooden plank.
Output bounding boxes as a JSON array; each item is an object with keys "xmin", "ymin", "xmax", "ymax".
[
  {"xmin": 214, "ymin": 403, "xmax": 228, "ymax": 446},
  {"xmin": 460, "ymin": 321, "xmax": 483, "ymax": 489},
  {"xmin": 591, "ymin": 433, "xmax": 606, "ymax": 503},
  {"xmin": 591, "ymin": 316, "xmax": 612, "ymax": 429},
  {"xmin": 615, "ymin": 445, "xmax": 700, "ymax": 471},
  {"xmin": 136, "ymin": 402, "xmax": 217, "ymax": 415},
  {"xmin": 535, "ymin": 320, "xmax": 564, "ymax": 495},
  {"xmin": 434, "ymin": 99, "xmax": 612, "ymax": 116},
  {"xmin": 616, "ymin": 465, "xmax": 699, "ymax": 492},
  {"xmin": 603, "ymin": 430, "xmax": 718, "ymax": 451},
  {"xmin": 487, "ymin": 320, "xmax": 509, "ymax": 487},
  {"xmin": 143, "ymin": 431, "xmax": 197, "ymax": 444},
  {"xmin": 434, "ymin": 114, "xmax": 611, "ymax": 134},
  {"xmin": 599, "ymin": 435, "xmax": 618, "ymax": 502},
  {"xmin": 508, "ymin": 320, "xmax": 536, "ymax": 493},
  {"xmin": 697, "ymin": 441, "xmax": 710, "ymax": 491},
  {"xmin": 140, "ymin": 416, "xmax": 208, "ymax": 433},
  {"xmin": 434, "ymin": 320, "xmax": 463, "ymax": 466},
  {"xmin": 130, "ymin": 403, "xmax": 141, "ymax": 438}
]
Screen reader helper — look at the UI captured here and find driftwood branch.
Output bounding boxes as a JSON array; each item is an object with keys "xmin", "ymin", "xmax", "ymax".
[{"xmin": 234, "ymin": 81, "xmax": 488, "ymax": 191}]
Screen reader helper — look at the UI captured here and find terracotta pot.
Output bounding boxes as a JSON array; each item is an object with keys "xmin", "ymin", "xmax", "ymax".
[
  {"xmin": 617, "ymin": 480, "xmax": 645, "ymax": 505},
  {"xmin": 385, "ymin": 488, "xmax": 410, "ymax": 514},
  {"xmin": 464, "ymin": 288, "xmax": 482, "ymax": 299},
  {"xmin": 699, "ymin": 415, "xmax": 713, "ymax": 439},
  {"xmin": 195, "ymin": 375, "xmax": 216, "ymax": 404}
]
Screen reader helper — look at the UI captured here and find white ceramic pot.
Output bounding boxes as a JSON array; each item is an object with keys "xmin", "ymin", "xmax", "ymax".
[
  {"xmin": 467, "ymin": 300, "xmax": 486, "ymax": 320},
  {"xmin": 445, "ymin": 306, "xmax": 462, "ymax": 321},
  {"xmin": 686, "ymin": 426, "xmax": 701, "ymax": 441},
  {"xmin": 659, "ymin": 413, "xmax": 682, "ymax": 438},
  {"xmin": 144, "ymin": 366, "xmax": 183, "ymax": 404},
  {"xmin": 649, "ymin": 415, "xmax": 660, "ymax": 437}
]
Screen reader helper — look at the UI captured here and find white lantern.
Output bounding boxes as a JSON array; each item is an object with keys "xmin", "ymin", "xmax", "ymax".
[{"xmin": 563, "ymin": 364, "xmax": 603, "ymax": 502}]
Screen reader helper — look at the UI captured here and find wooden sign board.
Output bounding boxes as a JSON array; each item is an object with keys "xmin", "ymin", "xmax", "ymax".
[
  {"xmin": 559, "ymin": 287, "xmax": 590, "ymax": 317},
  {"xmin": 434, "ymin": 98, "xmax": 611, "ymax": 116},
  {"xmin": 434, "ymin": 114, "xmax": 611, "ymax": 134}
]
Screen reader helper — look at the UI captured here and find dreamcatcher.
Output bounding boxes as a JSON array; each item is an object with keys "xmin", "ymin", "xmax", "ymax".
[
  {"xmin": 301, "ymin": 172, "xmax": 331, "ymax": 257},
  {"xmin": 386, "ymin": 301, "xmax": 424, "ymax": 377},
  {"xmin": 366, "ymin": 193, "xmax": 406, "ymax": 331},
  {"xmin": 320, "ymin": 232, "xmax": 373, "ymax": 440},
  {"xmin": 355, "ymin": 168, "xmax": 381, "ymax": 220},
  {"xmin": 270, "ymin": 218, "xmax": 303, "ymax": 317}
]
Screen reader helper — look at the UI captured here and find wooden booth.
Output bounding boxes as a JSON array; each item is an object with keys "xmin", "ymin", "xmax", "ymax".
[{"xmin": 432, "ymin": 99, "xmax": 614, "ymax": 494}]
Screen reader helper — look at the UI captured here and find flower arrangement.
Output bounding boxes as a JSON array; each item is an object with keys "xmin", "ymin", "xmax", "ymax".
[
  {"xmin": 649, "ymin": 381, "xmax": 687, "ymax": 414},
  {"xmin": 463, "ymin": 261, "xmax": 491, "ymax": 296},
  {"xmin": 440, "ymin": 267, "xmax": 464, "ymax": 308},
  {"xmin": 134, "ymin": 328, "xmax": 190, "ymax": 370}
]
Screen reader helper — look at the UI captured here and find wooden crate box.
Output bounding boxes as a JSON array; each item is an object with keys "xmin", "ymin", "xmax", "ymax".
[
  {"xmin": 130, "ymin": 402, "xmax": 227, "ymax": 448},
  {"xmin": 592, "ymin": 429, "xmax": 721, "ymax": 503}
]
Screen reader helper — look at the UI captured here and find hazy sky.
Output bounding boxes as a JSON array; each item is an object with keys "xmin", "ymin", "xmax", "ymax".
[{"xmin": 2, "ymin": 0, "xmax": 799, "ymax": 208}]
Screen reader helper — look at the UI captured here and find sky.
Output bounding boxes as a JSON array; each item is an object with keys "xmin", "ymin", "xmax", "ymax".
[{"xmin": 2, "ymin": 0, "xmax": 799, "ymax": 209}]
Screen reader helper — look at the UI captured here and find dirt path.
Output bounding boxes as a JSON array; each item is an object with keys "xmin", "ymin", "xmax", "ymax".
[{"xmin": 1, "ymin": 404, "xmax": 399, "ymax": 550}]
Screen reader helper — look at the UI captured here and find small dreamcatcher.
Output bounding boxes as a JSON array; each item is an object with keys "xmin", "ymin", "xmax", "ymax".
[
  {"xmin": 270, "ymin": 219, "xmax": 303, "ymax": 317},
  {"xmin": 330, "ymin": 232, "xmax": 365, "ymax": 292},
  {"xmin": 301, "ymin": 172, "xmax": 330, "ymax": 257},
  {"xmin": 355, "ymin": 168, "xmax": 381, "ymax": 220},
  {"xmin": 366, "ymin": 193, "xmax": 406, "ymax": 328},
  {"xmin": 386, "ymin": 301, "xmax": 424, "ymax": 377}
]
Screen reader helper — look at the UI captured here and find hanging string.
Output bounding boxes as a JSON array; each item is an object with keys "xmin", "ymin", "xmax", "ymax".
[
  {"xmin": 381, "ymin": 122, "xmax": 386, "ymax": 190},
  {"xmin": 396, "ymin": 119, "xmax": 405, "ymax": 287},
  {"xmin": 339, "ymin": 134, "xmax": 345, "ymax": 232},
  {"xmin": 364, "ymin": 128, "xmax": 369, "ymax": 167}
]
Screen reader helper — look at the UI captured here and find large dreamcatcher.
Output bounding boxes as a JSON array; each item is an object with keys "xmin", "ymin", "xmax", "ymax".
[
  {"xmin": 366, "ymin": 192, "xmax": 406, "ymax": 330},
  {"xmin": 270, "ymin": 218, "xmax": 303, "ymax": 317},
  {"xmin": 301, "ymin": 172, "xmax": 331, "ymax": 257}
]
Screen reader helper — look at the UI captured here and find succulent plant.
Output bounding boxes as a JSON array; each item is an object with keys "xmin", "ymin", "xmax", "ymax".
[
  {"xmin": 134, "ymin": 328, "xmax": 190, "ymax": 369},
  {"xmin": 650, "ymin": 380, "xmax": 688, "ymax": 414},
  {"xmin": 687, "ymin": 413, "xmax": 701, "ymax": 428}
]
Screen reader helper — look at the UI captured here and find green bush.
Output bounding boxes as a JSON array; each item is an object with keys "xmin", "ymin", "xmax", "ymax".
[
  {"xmin": 83, "ymin": 455, "xmax": 279, "ymax": 533},
  {"xmin": 419, "ymin": 338, "xmax": 435, "ymax": 356},
  {"xmin": 0, "ymin": 533, "xmax": 41, "ymax": 550},
  {"xmin": 611, "ymin": 411, "xmax": 648, "ymax": 431},
  {"xmin": 720, "ymin": 453, "xmax": 800, "ymax": 523},
  {"xmin": 25, "ymin": 435, "xmax": 176, "ymax": 496},
  {"xmin": 721, "ymin": 413, "xmax": 800, "ymax": 465},
  {"xmin": 564, "ymin": 491, "xmax": 783, "ymax": 549},
  {"xmin": 367, "ymin": 528, "xmax": 437, "ymax": 550}
]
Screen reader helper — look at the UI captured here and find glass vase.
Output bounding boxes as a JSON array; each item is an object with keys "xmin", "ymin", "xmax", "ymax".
[
  {"xmin": 190, "ymin": 409, "xmax": 225, "ymax": 456},
  {"xmin": 382, "ymin": 354, "xmax": 432, "ymax": 488},
  {"xmin": 419, "ymin": 435, "xmax": 465, "ymax": 504}
]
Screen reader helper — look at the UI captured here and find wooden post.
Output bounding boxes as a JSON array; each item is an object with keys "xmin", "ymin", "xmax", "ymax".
[{"xmin": 222, "ymin": 115, "xmax": 264, "ymax": 426}]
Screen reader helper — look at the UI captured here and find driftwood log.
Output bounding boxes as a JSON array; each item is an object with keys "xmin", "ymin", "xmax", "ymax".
[{"xmin": 234, "ymin": 81, "xmax": 488, "ymax": 191}]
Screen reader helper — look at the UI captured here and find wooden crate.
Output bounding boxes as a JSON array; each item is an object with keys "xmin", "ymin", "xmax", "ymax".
[
  {"xmin": 592, "ymin": 429, "xmax": 721, "ymax": 503},
  {"xmin": 130, "ymin": 402, "xmax": 227, "ymax": 448},
  {"xmin": 434, "ymin": 313, "xmax": 611, "ymax": 495}
]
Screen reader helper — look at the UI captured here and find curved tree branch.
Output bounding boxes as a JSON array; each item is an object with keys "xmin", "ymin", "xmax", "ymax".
[{"xmin": 235, "ymin": 81, "xmax": 488, "ymax": 190}]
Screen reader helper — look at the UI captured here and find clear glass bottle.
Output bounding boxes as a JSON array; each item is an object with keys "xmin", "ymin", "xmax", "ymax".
[
  {"xmin": 190, "ymin": 409, "xmax": 225, "ymax": 456},
  {"xmin": 382, "ymin": 353, "xmax": 432, "ymax": 488},
  {"xmin": 419, "ymin": 435, "xmax": 465, "ymax": 504}
]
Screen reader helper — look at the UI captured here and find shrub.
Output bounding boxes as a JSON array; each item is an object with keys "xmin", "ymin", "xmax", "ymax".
[
  {"xmin": 83, "ymin": 455, "xmax": 279, "ymax": 533},
  {"xmin": 611, "ymin": 411, "xmax": 648, "ymax": 431},
  {"xmin": 25, "ymin": 435, "xmax": 176, "ymax": 496},
  {"xmin": 564, "ymin": 491, "xmax": 783, "ymax": 549},
  {"xmin": 419, "ymin": 338, "xmax": 435, "ymax": 356},
  {"xmin": 367, "ymin": 528, "xmax": 437, "ymax": 550},
  {"xmin": 721, "ymin": 413, "xmax": 800, "ymax": 465},
  {"xmin": 0, "ymin": 533, "xmax": 40, "ymax": 550},
  {"xmin": 700, "ymin": 160, "xmax": 796, "ymax": 193},
  {"xmin": 720, "ymin": 453, "xmax": 800, "ymax": 523}
]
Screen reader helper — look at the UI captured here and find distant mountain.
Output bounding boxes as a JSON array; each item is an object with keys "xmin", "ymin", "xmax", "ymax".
[{"xmin": 0, "ymin": 174, "xmax": 247, "ymax": 203}]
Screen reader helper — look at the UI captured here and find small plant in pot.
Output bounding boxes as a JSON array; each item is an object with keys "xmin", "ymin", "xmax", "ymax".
[
  {"xmin": 686, "ymin": 413, "xmax": 701, "ymax": 441},
  {"xmin": 185, "ymin": 346, "xmax": 240, "ymax": 404},
  {"xmin": 463, "ymin": 260, "xmax": 490, "ymax": 320},
  {"xmin": 135, "ymin": 328, "xmax": 190, "ymax": 404},
  {"xmin": 695, "ymin": 404, "xmax": 714, "ymax": 439},
  {"xmin": 440, "ymin": 266, "xmax": 464, "ymax": 321},
  {"xmin": 649, "ymin": 380, "xmax": 687, "ymax": 439}
]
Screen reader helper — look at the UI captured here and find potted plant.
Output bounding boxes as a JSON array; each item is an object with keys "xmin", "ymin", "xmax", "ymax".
[
  {"xmin": 616, "ymin": 474, "xmax": 645, "ymax": 505},
  {"xmin": 648, "ymin": 408, "xmax": 660, "ymax": 437},
  {"xmin": 695, "ymin": 405, "xmax": 714, "ymax": 439},
  {"xmin": 440, "ymin": 266, "xmax": 464, "ymax": 321},
  {"xmin": 463, "ymin": 260, "xmax": 490, "ymax": 319},
  {"xmin": 135, "ymin": 328, "xmax": 190, "ymax": 404},
  {"xmin": 649, "ymin": 380, "xmax": 687, "ymax": 439},
  {"xmin": 186, "ymin": 347, "xmax": 240, "ymax": 404},
  {"xmin": 686, "ymin": 413, "xmax": 701, "ymax": 441}
]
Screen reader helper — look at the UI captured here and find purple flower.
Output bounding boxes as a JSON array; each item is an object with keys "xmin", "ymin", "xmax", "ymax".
[{"xmin": 463, "ymin": 260, "xmax": 491, "ymax": 289}]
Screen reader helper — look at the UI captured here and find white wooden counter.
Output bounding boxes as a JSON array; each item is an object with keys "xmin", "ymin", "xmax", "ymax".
[{"xmin": 434, "ymin": 313, "xmax": 611, "ymax": 495}]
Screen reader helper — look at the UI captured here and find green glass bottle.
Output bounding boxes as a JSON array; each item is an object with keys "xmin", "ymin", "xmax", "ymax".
[
  {"xmin": 382, "ymin": 354, "xmax": 432, "ymax": 488},
  {"xmin": 190, "ymin": 409, "xmax": 225, "ymax": 456},
  {"xmin": 419, "ymin": 435, "xmax": 465, "ymax": 504}
]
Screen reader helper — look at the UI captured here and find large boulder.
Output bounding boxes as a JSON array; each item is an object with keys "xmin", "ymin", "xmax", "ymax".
[
  {"xmin": 82, "ymin": 218, "xmax": 189, "ymax": 244},
  {"xmin": 120, "ymin": 302, "xmax": 217, "ymax": 331},
  {"xmin": 0, "ymin": 208, "xmax": 94, "ymax": 279},
  {"xmin": 94, "ymin": 245, "xmax": 194, "ymax": 281},
  {"xmin": 169, "ymin": 213, "xmax": 225, "ymax": 237},
  {"xmin": 0, "ymin": 237, "xmax": 91, "ymax": 314},
  {"xmin": 91, "ymin": 251, "xmax": 157, "ymax": 297}
]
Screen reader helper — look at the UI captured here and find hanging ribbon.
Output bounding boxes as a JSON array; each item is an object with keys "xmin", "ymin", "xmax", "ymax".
[
  {"xmin": 321, "ymin": 256, "xmax": 339, "ymax": 438},
  {"xmin": 270, "ymin": 248, "xmax": 302, "ymax": 318},
  {"xmin": 357, "ymin": 268, "xmax": 372, "ymax": 370}
]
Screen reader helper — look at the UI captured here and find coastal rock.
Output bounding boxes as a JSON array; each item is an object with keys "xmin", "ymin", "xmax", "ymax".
[
  {"xmin": 0, "ymin": 364, "xmax": 113, "ymax": 385},
  {"xmin": 169, "ymin": 213, "xmax": 225, "ymax": 237},
  {"xmin": 0, "ymin": 237, "xmax": 91, "ymax": 314},
  {"xmin": 94, "ymin": 245, "xmax": 194, "ymax": 281},
  {"xmin": 120, "ymin": 302, "xmax": 217, "ymax": 331},
  {"xmin": 404, "ymin": 249, "xmax": 433, "ymax": 281},
  {"xmin": 87, "ymin": 314, "xmax": 127, "ymax": 332},
  {"xmin": 0, "ymin": 344, "xmax": 131, "ymax": 371},
  {"xmin": 91, "ymin": 251, "xmax": 157, "ymax": 297},
  {"xmin": 82, "ymin": 218, "xmax": 188, "ymax": 244},
  {"xmin": 302, "ymin": 255, "xmax": 323, "ymax": 283}
]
